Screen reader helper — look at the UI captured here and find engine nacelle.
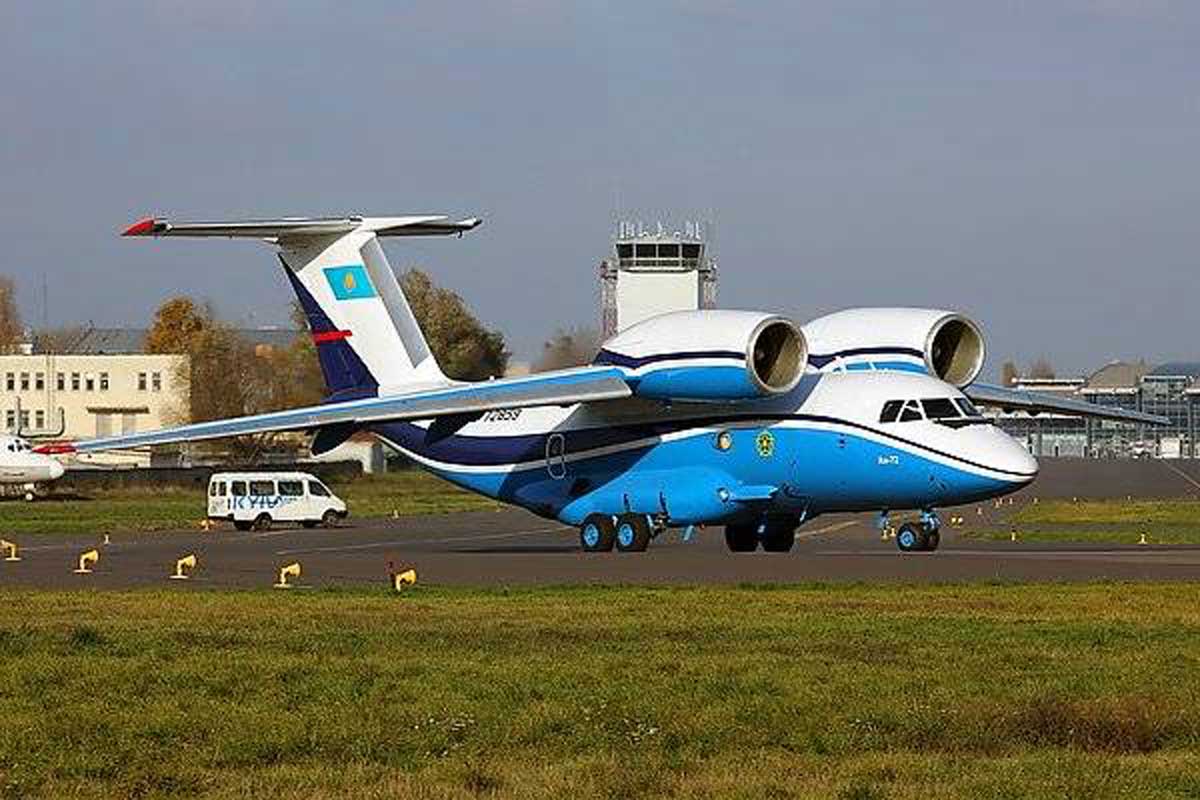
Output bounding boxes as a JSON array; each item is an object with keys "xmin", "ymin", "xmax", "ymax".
[
  {"xmin": 595, "ymin": 310, "xmax": 807, "ymax": 402},
  {"xmin": 802, "ymin": 308, "xmax": 986, "ymax": 388}
]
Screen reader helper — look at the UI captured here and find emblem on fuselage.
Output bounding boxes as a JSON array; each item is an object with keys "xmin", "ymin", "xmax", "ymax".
[{"xmin": 755, "ymin": 430, "xmax": 775, "ymax": 458}]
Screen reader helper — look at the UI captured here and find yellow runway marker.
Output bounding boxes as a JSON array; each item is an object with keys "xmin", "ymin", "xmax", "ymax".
[
  {"xmin": 0, "ymin": 539, "xmax": 19, "ymax": 561},
  {"xmin": 391, "ymin": 568, "xmax": 417, "ymax": 592},
  {"xmin": 75, "ymin": 549, "xmax": 99, "ymax": 574},
  {"xmin": 171, "ymin": 554, "xmax": 198, "ymax": 580},
  {"xmin": 274, "ymin": 562, "xmax": 301, "ymax": 589}
]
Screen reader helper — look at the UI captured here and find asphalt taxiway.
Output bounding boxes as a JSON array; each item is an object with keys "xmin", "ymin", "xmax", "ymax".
[{"xmin": 4, "ymin": 508, "xmax": 1200, "ymax": 588}]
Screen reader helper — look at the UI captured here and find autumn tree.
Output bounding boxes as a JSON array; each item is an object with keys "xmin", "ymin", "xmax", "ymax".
[
  {"xmin": 1027, "ymin": 358, "xmax": 1056, "ymax": 380},
  {"xmin": 0, "ymin": 277, "xmax": 24, "ymax": 353},
  {"xmin": 1000, "ymin": 360, "xmax": 1020, "ymax": 386},
  {"xmin": 145, "ymin": 297, "xmax": 213, "ymax": 355},
  {"xmin": 534, "ymin": 326, "xmax": 600, "ymax": 372},
  {"xmin": 400, "ymin": 268, "xmax": 509, "ymax": 380}
]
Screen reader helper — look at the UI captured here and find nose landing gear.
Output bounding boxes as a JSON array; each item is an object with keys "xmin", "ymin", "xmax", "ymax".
[{"xmin": 896, "ymin": 510, "xmax": 940, "ymax": 553}]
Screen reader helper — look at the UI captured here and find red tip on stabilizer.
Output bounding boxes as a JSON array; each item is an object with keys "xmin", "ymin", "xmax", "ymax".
[
  {"xmin": 122, "ymin": 217, "xmax": 158, "ymax": 237},
  {"xmin": 34, "ymin": 443, "xmax": 76, "ymax": 455}
]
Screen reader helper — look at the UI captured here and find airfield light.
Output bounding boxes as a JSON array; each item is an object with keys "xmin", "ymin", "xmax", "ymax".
[
  {"xmin": 171, "ymin": 554, "xmax": 198, "ymax": 580},
  {"xmin": 274, "ymin": 562, "xmax": 301, "ymax": 589},
  {"xmin": 75, "ymin": 549, "xmax": 99, "ymax": 574}
]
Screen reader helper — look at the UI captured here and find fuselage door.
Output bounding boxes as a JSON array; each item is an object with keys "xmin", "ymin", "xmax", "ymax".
[{"xmin": 546, "ymin": 433, "xmax": 567, "ymax": 479}]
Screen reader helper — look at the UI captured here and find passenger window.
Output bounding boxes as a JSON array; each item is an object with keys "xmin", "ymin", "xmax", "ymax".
[
  {"xmin": 954, "ymin": 398, "xmax": 983, "ymax": 418},
  {"xmin": 921, "ymin": 398, "xmax": 960, "ymax": 419},
  {"xmin": 209, "ymin": 482, "xmax": 219, "ymax": 497},
  {"xmin": 308, "ymin": 481, "xmax": 330, "ymax": 497},
  {"xmin": 898, "ymin": 401, "xmax": 923, "ymax": 422},
  {"xmin": 217, "ymin": 482, "xmax": 226, "ymax": 496},
  {"xmin": 879, "ymin": 400, "xmax": 904, "ymax": 423},
  {"xmin": 250, "ymin": 481, "xmax": 275, "ymax": 496},
  {"xmin": 230, "ymin": 481, "xmax": 247, "ymax": 497},
  {"xmin": 278, "ymin": 481, "xmax": 304, "ymax": 497}
]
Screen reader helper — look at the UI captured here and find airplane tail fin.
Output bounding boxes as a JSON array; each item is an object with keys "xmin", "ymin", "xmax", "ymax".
[{"xmin": 123, "ymin": 215, "xmax": 481, "ymax": 399}]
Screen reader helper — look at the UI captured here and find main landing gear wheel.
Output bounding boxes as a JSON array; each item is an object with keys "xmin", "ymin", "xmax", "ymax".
[
  {"xmin": 724, "ymin": 523, "xmax": 758, "ymax": 553},
  {"xmin": 580, "ymin": 513, "xmax": 616, "ymax": 552},
  {"xmin": 760, "ymin": 524, "xmax": 796, "ymax": 553},
  {"xmin": 896, "ymin": 522, "xmax": 939, "ymax": 552},
  {"xmin": 615, "ymin": 514, "xmax": 652, "ymax": 552}
]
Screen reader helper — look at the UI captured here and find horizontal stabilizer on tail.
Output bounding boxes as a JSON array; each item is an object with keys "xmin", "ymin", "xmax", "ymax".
[
  {"xmin": 966, "ymin": 383, "xmax": 1169, "ymax": 426},
  {"xmin": 122, "ymin": 215, "xmax": 482, "ymax": 240},
  {"xmin": 68, "ymin": 366, "xmax": 632, "ymax": 454}
]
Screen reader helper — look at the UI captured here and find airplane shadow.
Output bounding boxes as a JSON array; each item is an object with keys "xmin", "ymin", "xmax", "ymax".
[{"xmin": 445, "ymin": 545, "xmax": 579, "ymax": 554}]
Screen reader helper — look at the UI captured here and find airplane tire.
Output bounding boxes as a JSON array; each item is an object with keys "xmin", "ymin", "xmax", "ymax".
[
  {"xmin": 924, "ymin": 528, "xmax": 940, "ymax": 552},
  {"xmin": 760, "ymin": 524, "xmax": 796, "ymax": 553},
  {"xmin": 614, "ymin": 514, "xmax": 651, "ymax": 552},
  {"xmin": 896, "ymin": 523, "xmax": 924, "ymax": 553},
  {"xmin": 725, "ymin": 523, "xmax": 759, "ymax": 552},
  {"xmin": 580, "ymin": 513, "xmax": 616, "ymax": 552}
]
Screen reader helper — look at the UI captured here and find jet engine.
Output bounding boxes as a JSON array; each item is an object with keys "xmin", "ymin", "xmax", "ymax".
[
  {"xmin": 595, "ymin": 310, "xmax": 807, "ymax": 402},
  {"xmin": 802, "ymin": 308, "xmax": 986, "ymax": 387}
]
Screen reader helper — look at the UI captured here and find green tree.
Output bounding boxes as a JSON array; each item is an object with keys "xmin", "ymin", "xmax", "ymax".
[{"xmin": 400, "ymin": 269, "xmax": 509, "ymax": 380}]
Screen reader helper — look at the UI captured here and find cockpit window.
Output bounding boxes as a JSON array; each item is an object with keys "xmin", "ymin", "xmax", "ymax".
[
  {"xmin": 879, "ymin": 400, "xmax": 904, "ymax": 423},
  {"xmin": 954, "ymin": 397, "xmax": 983, "ymax": 418},
  {"xmin": 921, "ymin": 398, "xmax": 961, "ymax": 420},
  {"xmin": 898, "ymin": 401, "xmax": 923, "ymax": 422}
]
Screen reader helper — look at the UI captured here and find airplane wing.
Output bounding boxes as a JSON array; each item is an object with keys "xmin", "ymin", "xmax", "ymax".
[
  {"xmin": 58, "ymin": 366, "xmax": 630, "ymax": 454},
  {"xmin": 965, "ymin": 383, "xmax": 1169, "ymax": 426},
  {"xmin": 122, "ymin": 215, "xmax": 482, "ymax": 240}
]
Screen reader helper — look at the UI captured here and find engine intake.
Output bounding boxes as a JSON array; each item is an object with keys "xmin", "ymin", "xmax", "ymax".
[{"xmin": 926, "ymin": 314, "xmax": 985, "ymax": 387}]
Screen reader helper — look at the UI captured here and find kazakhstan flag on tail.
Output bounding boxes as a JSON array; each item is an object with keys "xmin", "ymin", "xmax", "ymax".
[{"xmin": 324, "ymin": 264, "xmax": 377, "ymax": 300}]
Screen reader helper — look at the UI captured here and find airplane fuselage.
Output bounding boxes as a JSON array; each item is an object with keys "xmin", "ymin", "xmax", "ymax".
[
  {"xmin": 0, "ymin": 436, "xmax": 65, "ymax": 485},
  {"xmin": 374, "ymin": 370, "xmax": 1037, "ymax": 528}
]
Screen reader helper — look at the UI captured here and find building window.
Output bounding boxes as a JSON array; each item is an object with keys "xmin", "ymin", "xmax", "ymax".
[
  {"xmin": 35, "ymin": 372, "xmax": 44, "ymax": 391},
  {"xmin": 4, "ymin": 410, "xmax": 13, "ymax": 430},
  {"xmin": 19, "ymin": 410, "xmax": 29, "ymax": 431},
  {"xmin": 56, "ymin": 372, "xmax": 65, "ymax": 391},
  {"xmin": 85, "ymin": 375, "xmax": 94, "ymax": 392},
  {"xmin": 121, "ymin": 413, "xmax": 137, "ymax": 434},
  {"xmin": 34, "ymin": 409, "xmax": 44, "ymax": 430},
  {"xmin": 71, "ymin": 372, "xmax": 80, "ymax": 391},
  {"xmin": 19, "ymin": 373, "xmax": 28, "ymax": 391},
  {"xmin": 137, "ymin": 372, "xmax": 147, "ymax": 391},
  {"xmin": 4, "ymin": 373, "xmax": 12, "ymax": 391},
  {"xmin": 99, "ymin": 372, "xmax": 109, "ymax": 391},
  {"xmin": 151, "ymin": 372, "xmax": 162, "ymax": 392},
  {"xmin": 95, "ymin": 413, "xmax": 111, "ymax": 437}
]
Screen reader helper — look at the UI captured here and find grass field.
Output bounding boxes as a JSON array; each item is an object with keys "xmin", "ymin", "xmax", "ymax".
[
  {"xmin": 965, "ymin": 499, "xmax": 1200, "ymax": 545},
  {"xmin": 3, "ymin": 583, "xmax": 1200, "ymax": 798},
  {"xmin": 0, "ymin": 471, "xmax": 498, "ymax": 536}
]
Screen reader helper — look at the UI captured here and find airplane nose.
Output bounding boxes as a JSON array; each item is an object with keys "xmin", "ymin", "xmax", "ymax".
[{"xmin": 998, "ymin": 435, "xmax": 1038, "ymax": 483}]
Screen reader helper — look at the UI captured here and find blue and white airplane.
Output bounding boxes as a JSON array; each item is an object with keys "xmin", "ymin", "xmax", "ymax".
[{"xmin": 70, "ymin": 214, "xmax": 1163, "ymax": 554}]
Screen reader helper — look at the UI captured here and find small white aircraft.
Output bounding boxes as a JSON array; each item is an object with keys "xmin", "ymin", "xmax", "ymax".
[
  {"xmin": 61, "ymin": 212, "xmax": 1163, "ymax": 553},
  {"xmin": 0, "ymin": 434, "xmax": 65, "ymax": 497}
]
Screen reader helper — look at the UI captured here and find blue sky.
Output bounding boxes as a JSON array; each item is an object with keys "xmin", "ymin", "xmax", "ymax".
[{"xmin": 2, "ymin": 1, "xmax": 1197, "ymax": 375}]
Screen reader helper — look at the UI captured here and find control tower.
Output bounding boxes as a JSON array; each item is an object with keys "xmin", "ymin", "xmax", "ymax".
[{"xmin": 599, "ymin": 220, "xmax": 717, "ymax": 338}]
